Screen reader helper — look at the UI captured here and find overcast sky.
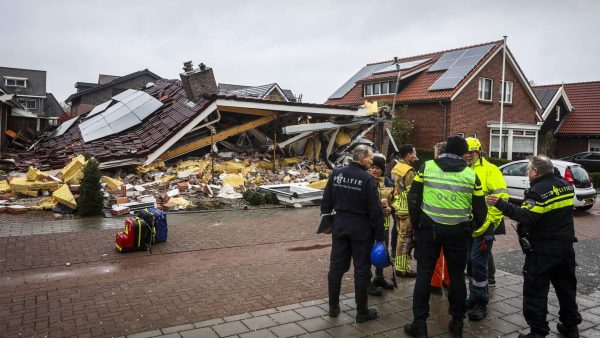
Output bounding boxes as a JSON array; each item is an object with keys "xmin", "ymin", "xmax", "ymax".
[{"xmin": 3, "ymin": 0, "xmax": 599, "ymax": 104}]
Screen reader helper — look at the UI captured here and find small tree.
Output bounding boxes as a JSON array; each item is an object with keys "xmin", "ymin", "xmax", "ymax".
[
  {"xmin": 539, "ymin": 130, "xmax": 556, "ymax": 157},
  {"xmin": 390, "ymin": 104, "xmax": 414, "ymax": 146},
  {"xmin": 78, "ymin": 157, "xmax": 103, "ymax": 216}
]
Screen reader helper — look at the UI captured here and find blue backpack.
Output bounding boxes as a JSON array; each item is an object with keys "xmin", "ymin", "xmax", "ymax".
[{"xmin": 149, "ymin": 208, "xmax": 168, "ymax": 242}]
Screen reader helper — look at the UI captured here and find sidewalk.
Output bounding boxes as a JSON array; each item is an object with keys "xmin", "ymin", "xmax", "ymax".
[{"xmin": 124, "ymin": 270, "xmax": 600, "ymax": 338}]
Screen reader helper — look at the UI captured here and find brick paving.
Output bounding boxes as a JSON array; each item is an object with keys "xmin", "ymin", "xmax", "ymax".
[{"xmin": 0, "ymin": 203, "xmax": 599, "ymax": 337}]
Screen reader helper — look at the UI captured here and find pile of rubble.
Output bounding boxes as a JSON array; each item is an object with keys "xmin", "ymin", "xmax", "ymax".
[{"xmin": 0, "ymin": 152, "xmax": 332, "ymax": 216}]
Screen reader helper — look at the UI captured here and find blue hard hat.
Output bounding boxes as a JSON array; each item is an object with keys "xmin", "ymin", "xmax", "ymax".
[{"xmin": 370, "ymin": 242, "xmax": 389, "ymax": 269}]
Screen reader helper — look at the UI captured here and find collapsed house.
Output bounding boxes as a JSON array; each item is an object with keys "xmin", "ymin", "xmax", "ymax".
[{"xmin": 0, "ymin": 62, "xmax": 388, "ymax": 212}]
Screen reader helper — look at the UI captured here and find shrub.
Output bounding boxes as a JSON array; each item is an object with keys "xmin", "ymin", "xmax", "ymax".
[
  {"xmin": 78, "ymin": 157, "xmax": 103, "ymax": 216},
  {"xmin": 486, "ymin": 157, "xmax": 511, "ymax": 167}
]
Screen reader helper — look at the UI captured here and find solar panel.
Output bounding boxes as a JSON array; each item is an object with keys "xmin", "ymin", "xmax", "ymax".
[
  {"xmin": 428, "ymin": 44, "xmax": 495, "ymax": 91},
  {"xmin": 48, "ymin": 116, "xmax": 79, "ymax": 138},
  {"xmin": 78, "ymin": 90, "xmax": 162, "ymax": 143},
  {"xmin": 87, "ymin": 101, "xmax": 112, "ymax": 118},
  {"xmin": 329, "ymin": 63, "xmax": 392, "ymax": 99},
  {"xmin": 373, "ymin": 58, "xmax": 431, "ymax": 74}
]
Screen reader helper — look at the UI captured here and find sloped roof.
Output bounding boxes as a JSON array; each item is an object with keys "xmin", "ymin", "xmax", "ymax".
[
  {"xmin": 218, "ymin": 83, "xmax": 296, "ymax": 101},
  {"xmin": 535, "ymin": 81, "xmax": 600, "ymax": 135},
  {"xmin": 28, "ymin": 80, "xmax": 214, "ymax": 168},
  {"xmin": 326, "ymin": 40, "xmax": 505, "ymax": 106},
  {"xmin": 65, "ymin": 69, "xmax": 162, "ymax": 103}
]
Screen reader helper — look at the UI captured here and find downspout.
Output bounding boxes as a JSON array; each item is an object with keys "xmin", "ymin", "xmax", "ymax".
[{"xmin": 439, "ymin": 101, "xmax": 447, "ymax": 140}]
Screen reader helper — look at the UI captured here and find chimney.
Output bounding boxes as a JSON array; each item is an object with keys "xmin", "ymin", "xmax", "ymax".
[{"xmin": 179, "ymin": 60, "xmax": 218, "ymax": 101}]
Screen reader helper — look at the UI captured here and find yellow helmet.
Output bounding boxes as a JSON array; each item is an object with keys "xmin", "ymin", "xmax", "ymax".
[{"xmin": 465, "ymin": 137, "xmax": 481, "ymax": 152}]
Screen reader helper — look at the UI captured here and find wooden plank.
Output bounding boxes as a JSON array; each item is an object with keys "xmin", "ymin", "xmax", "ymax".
[
  {"xmin": 217, "ymin": 105, "xmax": 274, "ymax": 116},
  {"xmin": 159, "ymin": 114, "xmax": 276, "ymax": 161}
]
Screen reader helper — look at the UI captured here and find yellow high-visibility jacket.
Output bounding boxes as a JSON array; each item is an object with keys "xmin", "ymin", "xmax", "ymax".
[
  {"xmin": 391, "ymin": 160, "xmax": 415, "ymax": 216},
  {"xmin": 471, "ymin": 157, "xmax": 509, "ymax": 237}
]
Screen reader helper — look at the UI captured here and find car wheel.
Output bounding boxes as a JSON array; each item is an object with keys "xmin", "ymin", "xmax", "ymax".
[{"xmin": 576, "ymin": 205, "xmax": 594, "ymax": 211}]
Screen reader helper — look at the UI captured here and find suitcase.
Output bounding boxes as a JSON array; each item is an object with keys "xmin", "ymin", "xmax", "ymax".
[
  {"xmin": 136, "ymin": 209, "xmax": 157, "ymax": 244},
  {"xmin": 115, "ymin": 217, "xmax": 152, "ymax": 253},
  {"xmin": 149, "ymin": 208, "xmax": 168, "ymax": 242}
]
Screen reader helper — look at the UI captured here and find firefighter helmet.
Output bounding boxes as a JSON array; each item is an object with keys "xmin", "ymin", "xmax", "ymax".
[{"xmin": 465, "ymin": 137, "xmax": 482, "ymax": 152}]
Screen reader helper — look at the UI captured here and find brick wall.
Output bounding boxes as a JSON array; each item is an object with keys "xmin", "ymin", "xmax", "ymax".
[
  {"xmin": 404, "ymin": 102, "xmax": 446, "ymax": 149},
  {"xmin": 448, "ymin": 51, "xmax": 538, "ymax": 153},
  {"xmin": 555, "ymin": 137, "xmax": 588, "ymax": 157}
]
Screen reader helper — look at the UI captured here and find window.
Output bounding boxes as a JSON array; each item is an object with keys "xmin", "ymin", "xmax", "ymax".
[
  {"xmin": 501, "ymin": 162, "xmax": 528, "ymax": 177},
  {"xmin": 363, "ymin": 81, "xmax": 397, "ymax": 97},
  {"xmin": 589, "ymin": 139, "xmax": 600, "ymax": 152},
  {"xmin": 500, "ymin": 81, "xmax": 513, "ymax": 103},
  {"xmin": 478, "ymin": 77, "xmax": 493, "ymax": 101},
  {"xmin": 490, "ymin": 128, "xmax": 537, "ymax": 160},
  {"xmin": 372, "ymin": 83, "xmax": 380, "ymax": 95},
  {"xmin": 556, "ymin": 106, "xmax": 561, "ymax": 122},
  {"xmin": 4, "ymin": 77, "xmax": 28, "ymax": 88},
  {"xmin": 17, "ymin": 98, "xmax": 36, "ymax": 109}
]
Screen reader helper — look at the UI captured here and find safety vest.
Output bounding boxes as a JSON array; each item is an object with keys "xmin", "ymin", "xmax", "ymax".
[
  {"xmin": 421, "ymin": 160, "xmax": 477, "ymax": 225},
  {"xmin": 391, "ymin": 161, "xmax": 414, "ymax": 215}
]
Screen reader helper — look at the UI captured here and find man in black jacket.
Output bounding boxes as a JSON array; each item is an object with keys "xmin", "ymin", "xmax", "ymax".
[
  {"xmin": 487, "ymin": 155, "xmax": 582, "ymax": 338},
  {"xmin": 321, "ymin": 145, "xmax": 385, "ymax": 323},
  {"xmin": 404, "ymin": 136, "xmax": 488, "ymax": 338}
]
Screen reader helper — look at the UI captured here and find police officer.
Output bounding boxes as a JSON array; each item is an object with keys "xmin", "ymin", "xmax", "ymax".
[
  {"xmin": 487, "ymin": 155, "xmax": 582, "ymax": 338},
  {"xmin": 404, "ymin": 136, "xmax": 487, "ymax": 338},
  {"xmin": 321, "ymin": 145, "xmax": 385, "ymax": 323},
  {"xmin": 464, "ymin": 137, "xmax": 509, "ymax": 321}
]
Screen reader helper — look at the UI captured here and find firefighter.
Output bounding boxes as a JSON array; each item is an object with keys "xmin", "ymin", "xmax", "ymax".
[
  {"xmin": 321, "ymin": 145, "xmax": 386, "ymax": 323},
  {"xmin": 404, "ymin": 136, "xmax": 487, "ymax": 338},
  {"xmin": 392, "ymin": 144, "xmax": 418, "ymax": 277},
  {"xmin": 369, "ymin": 153, "xmax": 395, "ymax": 291},
  {"xmin": 487, "ymin": 155, "xmax": 582, "ymax": 338},
  {"xmin": 464, "ymin": 137, "xmax": 509, "ymax": 321}
]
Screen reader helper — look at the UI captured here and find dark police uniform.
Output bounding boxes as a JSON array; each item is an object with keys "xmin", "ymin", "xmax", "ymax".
[
  {"xmin": 495, "ymin": 173, "xmax": 582, "ymax": 337},
  {"xmin": 321, "ymin": 162, "xmax": 385, "ymax": 317},
  {"xmin": 406, "ymin": 153, "xmax": 488, "ymax": 333}
]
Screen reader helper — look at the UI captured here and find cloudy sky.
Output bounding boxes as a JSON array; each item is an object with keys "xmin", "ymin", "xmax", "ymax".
[{"xmin": 3, "ymin": 0, "xmax": 599, "ymax": 104}]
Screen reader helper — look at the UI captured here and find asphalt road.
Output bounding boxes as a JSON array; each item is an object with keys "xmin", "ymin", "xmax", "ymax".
[{"xmin": 494, "ymin": 237, "xmax": 600, "ymax": 296}]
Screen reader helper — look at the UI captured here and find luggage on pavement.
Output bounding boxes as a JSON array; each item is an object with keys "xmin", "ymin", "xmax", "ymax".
[{"xmin": 115, "ymin": 217, "xmax": 153, "ymax": 253}]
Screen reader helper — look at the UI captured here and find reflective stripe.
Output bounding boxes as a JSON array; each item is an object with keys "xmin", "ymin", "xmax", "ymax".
[
  {"xmin": 422, "ymin": 203, "xmax": 471, "ymax": 215},
  {"xmin": 424, "ymin": 181, "xmax": 473, "ymax": 194},
  {"xmin": 488, "ymin": 188, "xmax": 508, "ymax": 195},
  {"xmin": 423, "ymin": 174, "xmax": 475, "ymax": 186},
  {"xmin": 468, "ymin": 277, "xmax": 488, "ymax": 288},
  {"xmin": 426, "ymin": 213, "xmax": 471, "ymax": 224}
]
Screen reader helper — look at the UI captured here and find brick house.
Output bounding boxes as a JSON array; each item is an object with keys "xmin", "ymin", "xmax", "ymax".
[
  {"xmin": 0, "ymin": 66, "xmax": 65, "ymax": 132},
  {"xmin": 325, "ymin": 40, "xmax": 543, "ymax": 160},
  {"xmin": 66, "ymin": 69, "xmax": 162, "ymax": 115},
  {"xmin": 534, "ymin": 81, "xmax": 600, "ymax": 157}
]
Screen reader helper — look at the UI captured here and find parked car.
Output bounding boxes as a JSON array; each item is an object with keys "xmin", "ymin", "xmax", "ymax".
[
  {"xmin": 498, "ymin": 159, "xmax": 597, "ymax": 211},
  {"xmin": 561, "ymin": 152, "xmax": 600, "ymax": 173}
]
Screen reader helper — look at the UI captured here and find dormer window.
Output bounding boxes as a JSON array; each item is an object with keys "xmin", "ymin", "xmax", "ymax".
[
  {"xmin": 363, "ymin": 81, "xmax": 397, "ymax": 97},
  {"xmin": 4, "ymin": 76, "xmax": 28, "ymax": 88}
]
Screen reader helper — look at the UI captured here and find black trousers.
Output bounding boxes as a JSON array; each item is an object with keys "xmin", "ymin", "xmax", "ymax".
[
  {"xmin": 412, "ymin": 224, "xmax": 468, "ymax": 320},
  {"xmin": 523, "ymin": 245, "xmax": 582, "ymax": 336},
  {"xmin": 328, "ymin": 234, "xmax": 373, "ymax": 305}
]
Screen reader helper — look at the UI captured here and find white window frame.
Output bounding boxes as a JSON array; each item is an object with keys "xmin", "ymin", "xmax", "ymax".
[
  {"xmin": 489, "ymin": 128, "xmax": 538, "ymax": 160},
  {"xmin": 364, "ymin": 81, "xmax": 396, "ymax": 97},
  {"xmin": 18, "ymin": 98, "xmax": 36, "ymax": 109},
  {"xmin": 456, "ymin": 132, "xmax": 465, "ymax": 138},
  {"xmin": 589, "ymin": 139, "xmax": 600, "ymax": 152},
  {"xmin": 478, "ymin": 77, "xmax": 493, "ymax": 102},
  {"xmin": 363, "ymin": 84, "xmax": 372, "ymax": 96},
  {"xmin": 4, "ymin": 76, "xmax": 28, "ymax": 88},
  {"xmin": 500, "ymin": 81, "xmax": 513, "ymax": 104}
]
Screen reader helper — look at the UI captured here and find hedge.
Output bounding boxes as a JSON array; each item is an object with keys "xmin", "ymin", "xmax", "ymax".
[{"xmin": 591, "ymin": 173, "xmax": 600, "ymax": 188}]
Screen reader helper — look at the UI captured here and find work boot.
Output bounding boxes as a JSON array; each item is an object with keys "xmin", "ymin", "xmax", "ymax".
[
  {"xmin": 372, "ymin": 275, "xmax": 394, "ymax": 290},
  {"xmin": 488, "ymin": 278, "xmax": 496, "ymax": 287},
  {"xmin": 448, "ymin": 318, "xmax": 463, "ymax": 338},
  {"xmin": 396, "ymin": 270, "xmax": 417, "ymax": 278},
  {"xmin": 328, "ymin": 280, "xmax": 341, "ymax": 318},
  {"xmin": 328, "ymin": 303, "xmax": 340, "ymax": 317},
  {"xmin": 518, "ymin": 333, "xmax": 545, "ymax": 338},
  {"xmin": 467, "ymin": 302, "xmax": 487, "ymax": 321},
  {"xmin": 404, "ymin": 319, "xmax": 428, "ymax": 337},
  {"xmin": 355, "ymin": 286, "xmax": 378, "ymax": 323},
  {"xmin": 367, "ymin": 283, "xmax": 383, "ymax": 297},
  {"xmin": 557, "ymin": 322, "xmax": 579, "ymax": 338}
]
